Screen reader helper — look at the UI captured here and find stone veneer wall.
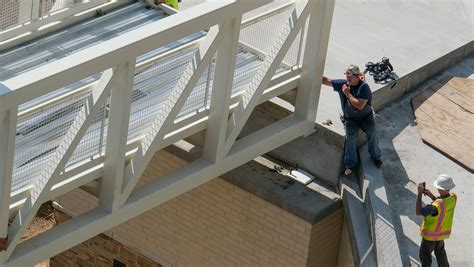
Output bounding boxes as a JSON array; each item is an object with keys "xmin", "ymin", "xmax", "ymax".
[
  {"xmin": 50, "ymin": 232, "xmax": 161, "ymax": 267},
  {"xmin": 55, "ymin": 149, "xmax": 345, "ymax": 266}
]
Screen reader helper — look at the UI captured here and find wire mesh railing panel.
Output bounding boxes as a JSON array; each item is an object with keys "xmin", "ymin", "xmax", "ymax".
[
  {"xmin": 178, "ymin": 55, "xmax": 215, "ymax": 117},
  {"xmin": 235, "ymin": 4, "xmax": 297, "ymax": 91},
  {"xmin": 0, "ymin": 0, "xmax": 30, "ymax": 31},
  {"xmin": 282, "ymin": 17, "xmax": 307, "ymax": 67},
  {"xmin": 240, "ymin": 8, "xmax": 294, "ymax": 57},
  {"xmin": 39, "ymin": 0, "xmax": 74, "ymax": 16},
  {"xmin": 12, "ymin": 87, "xmax": 92, "ymax": 192},
  {"xmin": 127, "ymin": 46, "xmax": 198, "ymax": 141},
  {"xmin": 66, "ymin": 97, "xmax": 109, "ymax": 168},
  {"xmin": 232, "ymin": 46, "xmax": 266, "ymax": 95}
]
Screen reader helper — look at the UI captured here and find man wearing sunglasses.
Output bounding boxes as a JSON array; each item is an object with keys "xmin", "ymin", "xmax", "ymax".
[{"xmin": 322, "ymin": 64, "xmax": 382, "ymax": 176}]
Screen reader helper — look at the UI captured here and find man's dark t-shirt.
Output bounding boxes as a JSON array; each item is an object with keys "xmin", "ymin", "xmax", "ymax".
[{"xmin": 332, "ymin": 79, "xmax": 373, "ymax": 119}]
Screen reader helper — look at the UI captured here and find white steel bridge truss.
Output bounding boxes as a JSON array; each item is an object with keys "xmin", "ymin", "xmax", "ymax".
[{"xmin": 0, "ymin": 0, "xmax": 334, "ymax": 266}]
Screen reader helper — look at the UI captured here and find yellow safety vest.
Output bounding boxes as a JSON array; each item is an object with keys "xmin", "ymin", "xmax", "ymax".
[
  {"xmin": 419, "ymin": 194, "xmax": 457, "ymax": 241},
  {"xmin": 164, "ymin": 0, "xmax": 179, "ymax": 10}
]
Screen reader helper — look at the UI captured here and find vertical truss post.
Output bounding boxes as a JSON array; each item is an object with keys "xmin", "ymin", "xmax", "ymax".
[
  {"xmin": 100, "ymin": 60, "xmax": 136, "ymax": 212},
  {"xmin": 294, "ymin": 0, "xmax": 335, "ymax": 122},
  {"xmin": 0, "ymin": 108, "xmax": 17, "ymax": 249},
  {"xmin": 31, "ymin": 0, "xmax": 40, "ymax": 20},
  {"xmin": 203, "ymin": 17, "xmax": 242, "ymax": 162}
]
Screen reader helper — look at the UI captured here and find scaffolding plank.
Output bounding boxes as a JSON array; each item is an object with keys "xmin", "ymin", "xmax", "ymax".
[{"xmin": 412, "ymin": 77, "xmax": 474, "ymax": 172}]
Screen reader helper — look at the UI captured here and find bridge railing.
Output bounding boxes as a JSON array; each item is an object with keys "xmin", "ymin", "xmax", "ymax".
[{"xmin": 0, "ymin": 0, "xmax": 335, "ymax": 265}]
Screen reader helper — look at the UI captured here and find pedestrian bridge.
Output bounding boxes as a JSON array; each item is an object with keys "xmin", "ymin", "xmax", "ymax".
[{"xmin": 0, "ymin": 0, "xmax": 334, "ymax": 265}]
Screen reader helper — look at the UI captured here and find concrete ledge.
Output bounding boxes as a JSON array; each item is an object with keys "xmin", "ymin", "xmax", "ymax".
[
  {"xmin": 165, "ymin": 144, "xmax": 341, "ymax": 225},
  {"xmin": 237, "ymin": 101, "xmax": 346, "ymax": 187},
  {"xmin": 340, "ymin": 177, "xmax": 376, "ymax": 267},
  {"xmin": 359, "ymin": 145, "xmax": 403, "ymax": 266},
  {"xmin": 269, "ymin": 123, "xmax": 345, "ymax": 187},
  {"xmin": 222, "ymin": 156, "xmax": 342, "ymax": 225}
]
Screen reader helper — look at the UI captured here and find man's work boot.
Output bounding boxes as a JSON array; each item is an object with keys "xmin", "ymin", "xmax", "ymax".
[
  {"xmin": 373, "ymin": 159, "xmax": 382, "ymax": 168},
  {"xmin": 344, "ymin": 168, "xmax": 353, "ymax": 176}
]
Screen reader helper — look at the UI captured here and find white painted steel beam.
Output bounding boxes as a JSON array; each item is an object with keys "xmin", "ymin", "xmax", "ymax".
[
  {"xmin": 30, "ymin": 0, "xmax": 40, "ymax": 21},
  {"xmin": 0, "ymin": 107, "xmax": 18, "ymax": 242},
  {"xmin": 294, "ymin": 0, "xmax": 335, "ymax": 122},
  {"xmin": 223, "ymin": 0, "xmax": 312, "ymax": 156},
  {"xmin": 99, "ymin": 61, "xmax": 135, "ymax": 212},
  {"xmin": 203, "ymin": 17, "xmax": 242, "ymax": 162}
]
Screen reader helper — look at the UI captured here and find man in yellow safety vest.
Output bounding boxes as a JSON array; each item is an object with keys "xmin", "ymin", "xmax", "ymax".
[{"xmin": 416, "ymin": 174, "xmax": 457, "ymax": 267}]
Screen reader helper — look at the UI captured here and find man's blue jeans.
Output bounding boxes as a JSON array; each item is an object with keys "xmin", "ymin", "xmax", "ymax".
[{"xmin": 343, "ymin": 115, "xmax": 381, "ymax": 168}]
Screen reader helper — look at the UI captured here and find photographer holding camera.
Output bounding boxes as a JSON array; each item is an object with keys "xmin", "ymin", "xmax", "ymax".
[
  {"xmin": 416, "ymin": 174, "xmax": 457, "ymax": 267},
  {"xmin": 322, "ymin": 64, "xmax": 382, "ymax": 176}
]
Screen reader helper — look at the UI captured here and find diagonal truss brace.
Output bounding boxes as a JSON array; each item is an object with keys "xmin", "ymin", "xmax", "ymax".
[
  {"xmin": 222, "ymin": 0, "xmax": 313, "ymax": 156},
  {"xmin": 120, "ymin": 24, "xmax": 224, "ymax": 205},
  {"xmin": 4, "ymin": 66, "xmax": 121, "ymax": 259}
]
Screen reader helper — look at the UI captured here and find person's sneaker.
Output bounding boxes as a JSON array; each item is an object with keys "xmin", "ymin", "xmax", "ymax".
[
  {"xmin": 344, "ymin": 168, "xmax": 353, "ymax": 176},
  {"xmin": 373, "ymin": 159, "xmax": 383, "ymax": 168}
]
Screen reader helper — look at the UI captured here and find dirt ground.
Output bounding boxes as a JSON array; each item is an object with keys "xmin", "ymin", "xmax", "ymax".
[{"xmin": 18, "ymin": 201, "xmax": 57, "ymax": 267}]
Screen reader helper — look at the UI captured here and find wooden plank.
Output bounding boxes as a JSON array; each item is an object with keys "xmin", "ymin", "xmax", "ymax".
[
  {"xmin": 440, "ymin": 76, "xmax": 474, "ymax": 99},
  {"xmin": 448, "ymin": 77, "xmax": 474, "ymax": 98},
  {"xmin": 430, "ymin": 77, "xmax": 474, "ymax": 113},
  {"xmin": 412, "ymin": 85, "xmax": 474, "ymax": 172}
]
